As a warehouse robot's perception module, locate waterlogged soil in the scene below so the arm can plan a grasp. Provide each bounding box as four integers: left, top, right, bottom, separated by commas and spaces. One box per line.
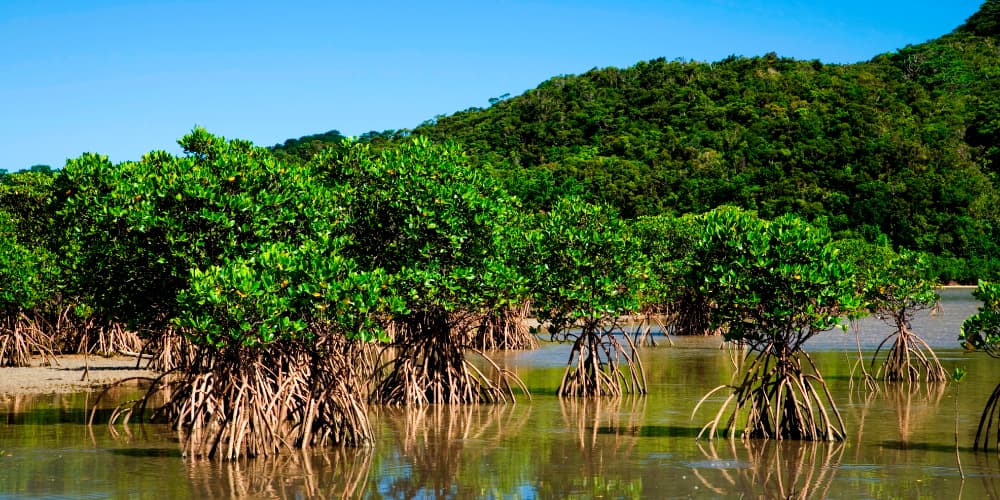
3, 287, 1000, 498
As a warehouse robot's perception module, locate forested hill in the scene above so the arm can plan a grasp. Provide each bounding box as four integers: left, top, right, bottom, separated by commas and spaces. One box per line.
275, 1, 1000, 281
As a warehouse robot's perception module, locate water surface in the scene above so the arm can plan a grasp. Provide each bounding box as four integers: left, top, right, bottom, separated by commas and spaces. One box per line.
2, 288, 999, 498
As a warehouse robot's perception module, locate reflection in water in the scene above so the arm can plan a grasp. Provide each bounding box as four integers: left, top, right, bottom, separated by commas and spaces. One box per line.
886, 382, 947, 444
535, 397, 646, 498
691, 439, 845, 499
560, 396, 645, 452
376, 403, 531, 498
847, 382, 947, 449
186, 446, 373, 499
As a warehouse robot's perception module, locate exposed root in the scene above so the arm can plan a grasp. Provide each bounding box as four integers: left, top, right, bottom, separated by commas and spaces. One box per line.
665, 294, 721, 336
118, 335, 377, 460
466, 301, 537, 351
0, 312, 55, 367
629, 307, 673, 347
140, 327, 199, 372
371, 310, 521, 406
848, 320, 878, 393
556, 321, 647, 398
695, 347, 845, 441
64, 318, 143, 357
974, 380, 1000, 452
871, 322, 947, 384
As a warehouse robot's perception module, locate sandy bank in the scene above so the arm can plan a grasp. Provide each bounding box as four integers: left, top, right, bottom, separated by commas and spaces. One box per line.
0, 354, 158, 396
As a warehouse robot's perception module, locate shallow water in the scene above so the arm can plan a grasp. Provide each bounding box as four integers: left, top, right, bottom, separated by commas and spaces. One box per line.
3, 288, 1000, 499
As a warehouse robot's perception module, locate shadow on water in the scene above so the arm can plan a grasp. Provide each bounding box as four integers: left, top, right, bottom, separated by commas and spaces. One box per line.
107, 447, 183, 458
597, 424, 702, 438
879, 440, 978, 453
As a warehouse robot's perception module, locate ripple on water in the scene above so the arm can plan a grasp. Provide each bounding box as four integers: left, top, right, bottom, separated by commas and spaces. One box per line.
683, 459, 751, 469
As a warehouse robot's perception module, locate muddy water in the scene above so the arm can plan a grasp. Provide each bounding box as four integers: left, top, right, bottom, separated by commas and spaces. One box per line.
3, 288, 1000, 498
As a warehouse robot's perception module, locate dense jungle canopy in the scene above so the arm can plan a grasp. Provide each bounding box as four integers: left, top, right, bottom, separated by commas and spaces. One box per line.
273, 1, 1000, 282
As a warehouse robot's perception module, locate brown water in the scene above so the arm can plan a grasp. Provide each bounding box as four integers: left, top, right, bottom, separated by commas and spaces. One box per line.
3, 288, 1000, 499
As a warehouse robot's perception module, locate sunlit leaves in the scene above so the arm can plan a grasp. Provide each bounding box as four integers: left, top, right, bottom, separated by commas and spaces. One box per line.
525, 197, 646, 333
312, 137, 523, 318
961, 281, 1000, 357
54, 128, 372, 347
690, 206, 857, 349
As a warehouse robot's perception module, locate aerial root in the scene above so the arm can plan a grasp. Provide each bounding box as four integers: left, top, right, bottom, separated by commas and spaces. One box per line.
974, 381, 1000, 452
90, 338, 374, 460
695, 349, 844, 441
0, 313, 55, 367
372, 310, 522, 406
466, 301, 537, 351
872, 325, 946, 384
557, 326, 646, 398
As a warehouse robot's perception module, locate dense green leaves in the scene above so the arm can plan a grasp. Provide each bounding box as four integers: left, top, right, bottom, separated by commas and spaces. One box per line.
177, 240, 389, 348
961, 281, 1000, 357
630, 213, 703, 323
690, 207, 857, 348
0, 215, 58, 312
313, 137, 522, 318
53, 128, 374, 346
525, 198, 646, 333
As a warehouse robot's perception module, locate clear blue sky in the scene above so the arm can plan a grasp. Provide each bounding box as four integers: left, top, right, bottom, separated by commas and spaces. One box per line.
0, 0, 985, 171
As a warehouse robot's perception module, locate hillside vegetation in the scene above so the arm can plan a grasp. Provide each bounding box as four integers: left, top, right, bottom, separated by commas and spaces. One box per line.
275, 1, 1000, 282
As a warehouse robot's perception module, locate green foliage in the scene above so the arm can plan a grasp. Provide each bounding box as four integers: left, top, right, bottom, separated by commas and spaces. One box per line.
0, 170, 61, 313
955, 0, 1000, 38
525, 197, 646, 333
691, 207, 857, 348
690, 207, 856, 440
836, 239, 945, 382
309, 138, 528, 405
836, 239, 939, 320
312, 137, 520, 318
255, 4, 987, 278
961, 281, 1000, 357
523, 198, 648, 396
0, 215, 59, 312
270, 129, 409, 163
0, 170, 57, 248
272, 3, 1000, 281
629, 214, 699, 311
177, 240, 389, 348
54, 128, 377, 347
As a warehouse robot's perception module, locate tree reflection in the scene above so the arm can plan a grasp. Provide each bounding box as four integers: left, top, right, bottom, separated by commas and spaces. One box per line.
186, 446, 373, 499
886, 382, 946, 444
691, 439, 845, 499
376, 403, 531, 498
532, 397, 646, 498
559, 395, 645, 451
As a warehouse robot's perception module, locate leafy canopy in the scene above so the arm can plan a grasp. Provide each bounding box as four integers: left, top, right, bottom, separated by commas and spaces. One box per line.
691, 207, 857, 349
961, 281, 1000, 357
